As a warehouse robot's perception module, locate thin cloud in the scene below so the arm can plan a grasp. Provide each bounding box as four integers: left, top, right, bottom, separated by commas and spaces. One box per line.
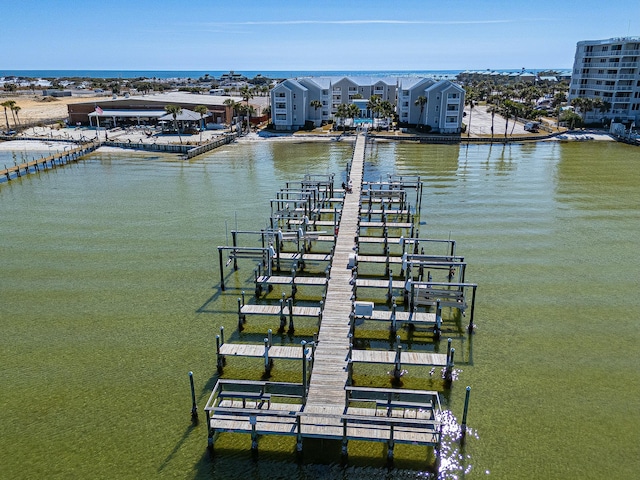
205, 19, 514, 26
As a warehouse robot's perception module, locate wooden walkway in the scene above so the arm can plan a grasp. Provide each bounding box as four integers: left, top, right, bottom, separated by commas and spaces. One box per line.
205, 134, 465, 463
1, 141, 99, 182
302, 135, 366, 422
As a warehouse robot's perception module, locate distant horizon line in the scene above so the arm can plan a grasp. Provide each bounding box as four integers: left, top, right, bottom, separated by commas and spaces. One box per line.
0, 67, 572, 80
1, 68, 570, 71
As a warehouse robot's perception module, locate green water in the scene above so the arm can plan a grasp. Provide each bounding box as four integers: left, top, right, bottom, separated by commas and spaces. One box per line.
1, 140, 639, 479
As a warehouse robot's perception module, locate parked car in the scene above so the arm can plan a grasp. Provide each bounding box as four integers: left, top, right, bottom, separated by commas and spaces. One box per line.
524, 122, 540, 133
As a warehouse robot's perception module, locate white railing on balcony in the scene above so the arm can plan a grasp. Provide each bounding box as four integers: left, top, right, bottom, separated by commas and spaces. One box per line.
579, 74, 619, 79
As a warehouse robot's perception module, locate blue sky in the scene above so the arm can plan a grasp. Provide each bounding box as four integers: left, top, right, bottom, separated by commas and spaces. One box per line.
1, 0, 638, 71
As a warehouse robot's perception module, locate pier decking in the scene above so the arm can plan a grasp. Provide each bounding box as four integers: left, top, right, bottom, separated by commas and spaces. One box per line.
205, 134, 478, 465
1, 141, 99, 182
300, 135, 366, 421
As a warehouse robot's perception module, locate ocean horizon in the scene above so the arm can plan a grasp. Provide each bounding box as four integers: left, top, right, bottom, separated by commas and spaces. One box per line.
0, 68, 568, 80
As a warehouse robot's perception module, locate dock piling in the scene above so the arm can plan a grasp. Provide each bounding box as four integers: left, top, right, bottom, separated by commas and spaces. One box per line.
434, 300, 442, 339
461, 386, 471, 442
189, 371, 198, 422
446, 348, 455, 383
288, 297, 295, 333
301, 341, 308, 402
264, 338, 273, 373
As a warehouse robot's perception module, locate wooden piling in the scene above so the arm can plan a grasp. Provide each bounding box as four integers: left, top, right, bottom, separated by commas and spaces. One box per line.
461, 386, 471, 441
189, 371, 198, 421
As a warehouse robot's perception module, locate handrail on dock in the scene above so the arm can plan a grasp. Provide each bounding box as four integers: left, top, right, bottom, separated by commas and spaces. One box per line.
205, 134, 479, 468
1, 141, 99, 183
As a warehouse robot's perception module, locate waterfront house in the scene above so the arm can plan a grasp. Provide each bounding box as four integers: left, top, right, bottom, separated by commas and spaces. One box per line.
270, 76, 464, 133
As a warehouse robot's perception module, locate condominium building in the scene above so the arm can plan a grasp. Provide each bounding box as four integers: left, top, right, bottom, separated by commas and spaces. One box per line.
270, 76, 465, 133
568, 37, 640, 123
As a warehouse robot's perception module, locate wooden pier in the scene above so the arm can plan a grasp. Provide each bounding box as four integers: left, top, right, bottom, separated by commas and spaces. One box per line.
299, 135, 366, 428
1, 141, 99, 182
205, 134, 478, 466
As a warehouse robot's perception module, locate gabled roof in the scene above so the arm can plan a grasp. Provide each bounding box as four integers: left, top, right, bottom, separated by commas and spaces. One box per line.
297, 76, 397, 88
276, 78, 308, 91
398, 77, 436, 91
298, 77, 331, 89
425, 79, 464, 94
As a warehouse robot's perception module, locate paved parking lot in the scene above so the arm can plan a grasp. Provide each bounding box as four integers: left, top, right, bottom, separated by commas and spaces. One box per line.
463, 104, 529, 137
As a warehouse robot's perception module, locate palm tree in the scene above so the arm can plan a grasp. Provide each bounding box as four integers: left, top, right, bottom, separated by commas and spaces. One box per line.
1, 100, 13, 130
335, 104, 349, 133
6, 101, 18, 126
164, 104, 183, 144
367, 95, 381, 125
223, 98, 237, 130
12, 105, 21, 127
589, 98, 612, 127
310, 100, 323, 126
486, 104, 498, 140
194, 105, 208, 143
240, 85, 254, 132
379, 100, 394, 123
414, 95, 427, 127
498, 101, 514, 140
571, 97, 594, 124
348, 103, 360, 129
245, 105, 256, 130
464, 90, 476, 137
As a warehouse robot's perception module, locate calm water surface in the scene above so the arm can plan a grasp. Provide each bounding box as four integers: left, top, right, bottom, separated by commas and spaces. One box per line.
1, 139, 639, 479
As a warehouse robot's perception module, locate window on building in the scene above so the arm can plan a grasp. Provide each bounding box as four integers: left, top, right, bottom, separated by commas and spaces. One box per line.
446, 116, 457, 123
602, 46, 608, 51
276, 114, 286, 120
293, 105, 296, 110
276, 102, 286, 109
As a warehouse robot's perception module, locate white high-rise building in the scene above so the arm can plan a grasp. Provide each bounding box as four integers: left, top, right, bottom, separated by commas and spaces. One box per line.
568, 37, 640, 124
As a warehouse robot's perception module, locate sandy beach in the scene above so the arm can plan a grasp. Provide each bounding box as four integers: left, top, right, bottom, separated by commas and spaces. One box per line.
0, 93, 105, 124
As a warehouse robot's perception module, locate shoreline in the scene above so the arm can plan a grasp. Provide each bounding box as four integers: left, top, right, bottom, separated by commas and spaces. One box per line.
0, 129, 617, 152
